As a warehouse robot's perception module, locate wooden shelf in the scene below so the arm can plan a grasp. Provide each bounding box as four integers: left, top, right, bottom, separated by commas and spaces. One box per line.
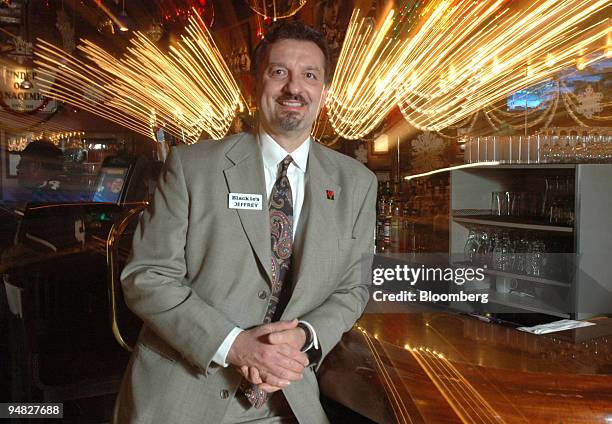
453, 215, 574, 233
451, 165, 612, 320
462, 163, 576, 170
453, 262, 571, 287
451, 289, 570, 318
486, 290, 570, 318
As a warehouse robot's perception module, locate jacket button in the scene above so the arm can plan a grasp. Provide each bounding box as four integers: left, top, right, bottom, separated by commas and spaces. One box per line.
220, 389, 229, 399
258, 290, 268, 300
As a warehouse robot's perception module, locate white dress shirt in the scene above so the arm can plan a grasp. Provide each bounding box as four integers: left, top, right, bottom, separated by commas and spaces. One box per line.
212, 129, 318, 367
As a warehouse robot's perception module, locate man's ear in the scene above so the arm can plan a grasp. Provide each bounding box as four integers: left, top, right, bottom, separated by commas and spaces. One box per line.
318, 85, 329, 111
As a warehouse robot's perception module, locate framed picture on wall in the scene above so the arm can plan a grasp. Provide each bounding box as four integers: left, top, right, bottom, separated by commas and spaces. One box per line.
6, 152, 20, 178
370, 133, 389, 156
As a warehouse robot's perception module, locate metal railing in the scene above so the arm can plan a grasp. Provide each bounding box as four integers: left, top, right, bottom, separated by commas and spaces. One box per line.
106, 202, 148, 352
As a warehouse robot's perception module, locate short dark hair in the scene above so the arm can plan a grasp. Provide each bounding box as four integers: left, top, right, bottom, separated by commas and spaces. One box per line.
20, 140, 64, 172
252, 20, 332, 85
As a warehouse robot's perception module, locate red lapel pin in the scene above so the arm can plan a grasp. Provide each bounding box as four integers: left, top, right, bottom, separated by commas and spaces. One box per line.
326, 190, 334, 200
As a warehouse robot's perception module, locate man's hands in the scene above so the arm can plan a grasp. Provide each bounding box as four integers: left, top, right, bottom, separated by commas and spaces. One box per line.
227, 319, 308, 393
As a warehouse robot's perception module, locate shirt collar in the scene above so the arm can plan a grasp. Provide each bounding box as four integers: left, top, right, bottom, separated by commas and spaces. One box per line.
258, 128, 310, 172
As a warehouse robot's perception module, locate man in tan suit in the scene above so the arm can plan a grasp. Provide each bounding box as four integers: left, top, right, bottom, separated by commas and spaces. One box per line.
114, 21, 376, 423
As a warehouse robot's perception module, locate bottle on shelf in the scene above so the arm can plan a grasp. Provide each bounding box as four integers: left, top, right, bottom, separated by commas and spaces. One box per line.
389, 181, 403, 253
375, 181, 392, 252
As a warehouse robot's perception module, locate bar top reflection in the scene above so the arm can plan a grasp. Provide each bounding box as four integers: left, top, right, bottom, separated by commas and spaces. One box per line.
318, 312, 612, 423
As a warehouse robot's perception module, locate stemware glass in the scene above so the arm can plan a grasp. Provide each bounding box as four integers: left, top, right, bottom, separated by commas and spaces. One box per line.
512, 237, 529, 274
527, 240, 546, 277
464, 228, 480, 263
476, 230, 491, 266
540, 135, 553, 163
493, 233, 512, 271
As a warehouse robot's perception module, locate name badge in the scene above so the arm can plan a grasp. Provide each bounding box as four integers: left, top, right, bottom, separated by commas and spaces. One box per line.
228, 193, 263, 210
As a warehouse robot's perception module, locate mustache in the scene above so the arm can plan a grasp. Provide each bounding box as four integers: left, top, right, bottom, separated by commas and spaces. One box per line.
276, 94, 308, 104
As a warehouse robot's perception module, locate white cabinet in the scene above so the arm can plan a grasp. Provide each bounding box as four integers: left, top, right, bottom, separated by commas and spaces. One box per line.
450, 164, 612, 320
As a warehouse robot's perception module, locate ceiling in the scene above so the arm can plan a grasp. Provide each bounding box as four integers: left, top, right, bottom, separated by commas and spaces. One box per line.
0, 0, 266, 58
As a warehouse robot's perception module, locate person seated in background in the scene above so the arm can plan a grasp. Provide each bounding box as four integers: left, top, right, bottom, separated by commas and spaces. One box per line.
15, 140, 77, 204
2, 141, 86, 270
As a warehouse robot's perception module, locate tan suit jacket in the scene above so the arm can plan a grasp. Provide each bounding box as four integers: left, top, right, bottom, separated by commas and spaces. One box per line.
113, 132, 376, 423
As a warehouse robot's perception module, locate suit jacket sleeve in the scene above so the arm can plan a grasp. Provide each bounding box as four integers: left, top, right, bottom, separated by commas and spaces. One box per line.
300, 171, 376, 370
120, 147, 235, 374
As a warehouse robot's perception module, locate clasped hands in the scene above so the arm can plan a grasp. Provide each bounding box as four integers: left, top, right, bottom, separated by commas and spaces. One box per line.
226, 319, 308, 393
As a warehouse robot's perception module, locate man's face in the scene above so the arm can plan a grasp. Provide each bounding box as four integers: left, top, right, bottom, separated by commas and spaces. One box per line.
256, 39, 328, 139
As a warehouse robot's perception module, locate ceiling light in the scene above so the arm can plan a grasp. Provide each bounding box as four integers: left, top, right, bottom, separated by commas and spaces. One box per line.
118, 0, 130, 32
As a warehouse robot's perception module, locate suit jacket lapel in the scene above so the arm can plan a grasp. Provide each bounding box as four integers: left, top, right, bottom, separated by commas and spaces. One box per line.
223, 133, 272, 284
292, 142, 341, 293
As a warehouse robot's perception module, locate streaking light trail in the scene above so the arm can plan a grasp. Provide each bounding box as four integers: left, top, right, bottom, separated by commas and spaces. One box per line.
35, 11, 245, 144
326, 0, 611, 139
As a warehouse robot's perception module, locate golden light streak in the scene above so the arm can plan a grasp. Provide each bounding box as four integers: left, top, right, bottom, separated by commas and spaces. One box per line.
327, 0, 611, 139
0, 109, 75, 134
359, 327, 414, 424
359, 324, 505, 424
409, 346, 503, 423
34, 11, 245, 144
404, 161, 501, 181
93, 0, 127, 32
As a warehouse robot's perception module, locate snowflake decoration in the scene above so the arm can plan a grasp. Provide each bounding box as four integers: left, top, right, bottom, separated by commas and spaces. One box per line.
410, 131, 446, 173
355, 142, 368, 163
412, 131, 444, 154
576, 85, 603, 119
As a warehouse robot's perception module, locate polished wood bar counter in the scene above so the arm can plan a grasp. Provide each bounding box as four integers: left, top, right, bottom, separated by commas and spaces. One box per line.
318, 310, 612, 423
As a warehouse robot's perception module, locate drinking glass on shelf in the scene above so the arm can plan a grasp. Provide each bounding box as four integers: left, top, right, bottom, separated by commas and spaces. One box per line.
541, 177, 554, 218
509, 192, 521, 217
526, 240, 546, 277
491, 191, 510, 216
491, 192, 501, 216
540, 135, 554, 163
594, 135, 612, 163
520, 192, 541, 217
476, 230, 491, 266
464, 228, 480, 264
549, 199, 564, 225
512, 237, 529, 274
509, 136, 522, 164
574, 138, 586, 163
604, 135, 612, 163
488, 231, 500, 266
493, 233, 512, 271
560, 136, 578, 163
463, 139, 474, 163
486, 136, 496, 161
552, 135, 571, 163
581, 135, 603, 163
535, 134, 544, 163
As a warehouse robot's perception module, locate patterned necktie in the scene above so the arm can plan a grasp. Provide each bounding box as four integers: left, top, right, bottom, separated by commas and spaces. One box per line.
244, 155, 294, 409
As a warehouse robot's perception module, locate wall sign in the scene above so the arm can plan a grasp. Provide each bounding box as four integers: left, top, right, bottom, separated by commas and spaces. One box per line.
0, 65, 57, 114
